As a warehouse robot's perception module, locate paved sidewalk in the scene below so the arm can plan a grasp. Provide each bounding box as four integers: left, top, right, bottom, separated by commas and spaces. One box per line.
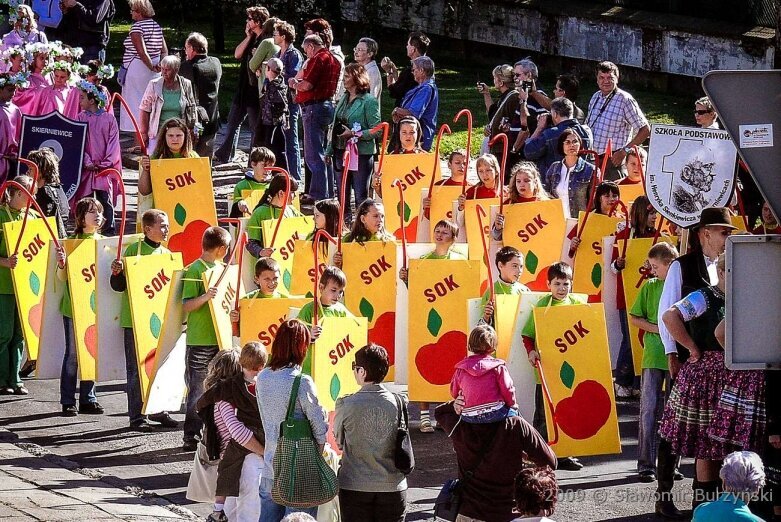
0, 431, 195, 521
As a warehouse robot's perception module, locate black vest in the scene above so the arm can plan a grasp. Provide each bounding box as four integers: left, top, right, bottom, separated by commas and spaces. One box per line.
673, 250, 712, 361
688, 286, 725, 353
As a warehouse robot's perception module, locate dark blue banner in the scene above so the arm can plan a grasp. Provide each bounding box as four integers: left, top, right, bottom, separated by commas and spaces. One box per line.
18, 112, 87, 201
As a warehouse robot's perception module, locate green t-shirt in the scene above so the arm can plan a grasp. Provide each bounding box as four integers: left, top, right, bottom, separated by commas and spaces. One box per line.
420, 249, 466, 260
342, 231, 394, 243
159, 87, 181, 127
521, 293, 588, 340
246, 204, 301, 243
297, 300, 353, 326
480, 278, 531, 310
182, 258, 222, 346
60, 232, 103, 319
0, 205, 33, 295
119, 239, 170, 328
232, 176, 269, 202
629, 277, 668, 370
245, 288, 288, 299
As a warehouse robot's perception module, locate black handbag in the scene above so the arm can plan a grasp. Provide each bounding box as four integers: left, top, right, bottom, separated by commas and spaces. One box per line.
392, 393, 414, 475
434, 422, 499, 521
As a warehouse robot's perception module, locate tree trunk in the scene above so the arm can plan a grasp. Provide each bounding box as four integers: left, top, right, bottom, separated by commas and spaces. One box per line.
213, 0, 225, 53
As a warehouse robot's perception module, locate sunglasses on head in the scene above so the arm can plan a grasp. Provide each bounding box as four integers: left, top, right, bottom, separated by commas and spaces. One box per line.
694, 110, 712, 115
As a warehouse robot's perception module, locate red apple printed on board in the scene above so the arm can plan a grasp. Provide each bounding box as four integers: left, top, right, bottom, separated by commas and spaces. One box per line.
554, 361, 611, 439
415, 308, 466, 385
27, 270, 42, 337
360, 297, 396, 366
168, 203, 211, 265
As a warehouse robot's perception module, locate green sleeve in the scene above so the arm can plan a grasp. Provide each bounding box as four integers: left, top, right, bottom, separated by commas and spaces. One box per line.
629, 283, 648, 319
522, 312, 537, 340
297, 302, 314, 326
246, 207, 264, 242
233, 180, 247, 201
181, 264, 204, 301
362, 96, 381, 142
479, 287, 491, 314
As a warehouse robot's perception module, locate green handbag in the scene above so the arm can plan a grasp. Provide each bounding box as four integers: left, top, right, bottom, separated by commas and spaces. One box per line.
271, 374, 338, 508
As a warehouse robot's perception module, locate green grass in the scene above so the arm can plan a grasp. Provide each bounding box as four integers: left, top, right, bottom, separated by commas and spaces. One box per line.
106, 20, 691, 156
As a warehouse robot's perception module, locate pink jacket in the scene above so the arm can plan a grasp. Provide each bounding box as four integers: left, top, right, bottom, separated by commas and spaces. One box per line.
450, 353, 517, 409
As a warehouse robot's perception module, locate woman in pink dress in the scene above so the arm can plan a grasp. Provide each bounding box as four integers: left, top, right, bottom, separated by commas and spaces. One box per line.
37, 61, 73, 115
13, 43, 50, 116
1, 6, 48, 51
74, 80, 121, 235
0, 73, 25, 184
64, 61, 113, 120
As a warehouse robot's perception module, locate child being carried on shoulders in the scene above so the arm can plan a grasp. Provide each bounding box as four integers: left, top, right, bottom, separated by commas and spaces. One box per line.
451, 324, 518, 424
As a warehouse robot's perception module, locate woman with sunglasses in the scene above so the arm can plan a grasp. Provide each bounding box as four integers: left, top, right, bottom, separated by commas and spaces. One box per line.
694, 97, 719, 129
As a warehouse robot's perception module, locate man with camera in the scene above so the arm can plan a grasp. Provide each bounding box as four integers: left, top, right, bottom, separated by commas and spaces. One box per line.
511, 58, 548, 156
586, 61, 650, 181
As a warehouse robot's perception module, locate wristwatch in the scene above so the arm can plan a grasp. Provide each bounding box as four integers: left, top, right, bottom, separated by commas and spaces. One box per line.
623, 146, 633, 154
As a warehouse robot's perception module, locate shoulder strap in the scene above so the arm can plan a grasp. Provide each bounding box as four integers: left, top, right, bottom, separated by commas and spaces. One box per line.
393, 393, 407, 429
284, 374, 303, 422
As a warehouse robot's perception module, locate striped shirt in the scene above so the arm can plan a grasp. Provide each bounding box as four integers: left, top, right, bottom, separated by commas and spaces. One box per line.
586, 87, 648, 152
122, 19, 164, 67
214, 400, 254, 457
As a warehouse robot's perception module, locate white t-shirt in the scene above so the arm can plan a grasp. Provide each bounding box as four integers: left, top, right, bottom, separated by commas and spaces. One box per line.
556, 162, 572, 218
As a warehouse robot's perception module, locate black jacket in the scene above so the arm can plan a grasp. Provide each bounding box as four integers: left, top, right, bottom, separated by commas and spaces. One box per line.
180, 55, 223, 132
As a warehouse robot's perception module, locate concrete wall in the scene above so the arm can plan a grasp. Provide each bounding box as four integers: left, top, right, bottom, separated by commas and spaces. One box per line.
343, 0, 775, 77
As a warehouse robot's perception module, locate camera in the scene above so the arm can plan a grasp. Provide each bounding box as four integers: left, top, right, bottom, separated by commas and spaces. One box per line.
521, 80, 533, 92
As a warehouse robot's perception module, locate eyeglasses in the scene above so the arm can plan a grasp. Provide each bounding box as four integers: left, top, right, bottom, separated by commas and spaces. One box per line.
351, 361, 363, 371
353, 47, 367, 53
694, 110, 712, 115
513, 73, 523, 78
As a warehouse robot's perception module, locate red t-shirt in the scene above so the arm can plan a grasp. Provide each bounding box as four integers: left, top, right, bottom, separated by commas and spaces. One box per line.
464, 184, 500, 200
296, 48, 341, 105
435, 177, 465, 187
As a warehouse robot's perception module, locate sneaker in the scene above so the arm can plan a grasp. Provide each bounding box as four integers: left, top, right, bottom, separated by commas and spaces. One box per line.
0, 386, 14, 395
206, 510, 228, 522
62, 405, 78, 417
615, 384, 633, 399
182, 438, 199, 452
419, 419, 435, 433
129, 418, 155, 431
631, 387, 641, 399
12, 385, 29, 395
638, 470, 656, 482
148, 411, 178, 428
673, 469, 684, 481
557, 456, 584, 471
79, 402, 104, 414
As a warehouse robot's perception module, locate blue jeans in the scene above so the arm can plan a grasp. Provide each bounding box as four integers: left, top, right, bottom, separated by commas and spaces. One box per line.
301, 101, 335, 200
462, 405, 517, 424
60, 317, 96, 406
123, 328, 143, 423
614, 309, 636, 387
214, 97, 259, 162
184, 344, 219, 441
259, 477, 319, 522
284, 102, 302, 181
334, 149, 374, 223
638, 368, 669, 473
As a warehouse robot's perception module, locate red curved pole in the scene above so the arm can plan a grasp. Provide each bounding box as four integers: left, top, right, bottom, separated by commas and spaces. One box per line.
535, 359, 560, 446
489, 133, 508, 214
312, 230, 338, 326
600, 139, 612, 181
234, 232, 247, 309
265, 167, 291, 249
428, 124, 452, 194
96, 168, 126, 262
111, 92, 147, 155
370, 122, 389, 177
337, 149, 351, 254
454, 109, 473, 194
609, 199, 630, 259
214, 225, 244, 288
632, 144, 647, 194
0, 180, 64, 267
652, 216, 666, 246
476, 205, 494, 305
16, 158, 40, 189
391, 179, 408, 270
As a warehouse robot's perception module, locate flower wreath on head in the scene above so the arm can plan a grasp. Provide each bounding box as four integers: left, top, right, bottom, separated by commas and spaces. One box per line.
77, 79, 109, 109
25, 42, 51, 61
97, 64, 115, 80
6, 1, 26, 26
43, 60, 73, 76
0, 72, 30, 89
1, 45, 25, 64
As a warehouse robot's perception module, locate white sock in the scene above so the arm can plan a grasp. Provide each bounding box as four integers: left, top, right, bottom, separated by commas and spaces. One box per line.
213, 502, 224, 512
420, 410, 430, 422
